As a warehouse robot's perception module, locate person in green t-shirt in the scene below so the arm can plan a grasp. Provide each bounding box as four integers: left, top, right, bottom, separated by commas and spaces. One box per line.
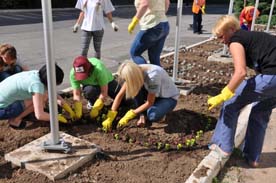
70, 56, 126, 120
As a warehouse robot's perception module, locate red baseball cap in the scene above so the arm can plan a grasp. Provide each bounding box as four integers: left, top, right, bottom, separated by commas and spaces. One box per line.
73, 56, 92, 80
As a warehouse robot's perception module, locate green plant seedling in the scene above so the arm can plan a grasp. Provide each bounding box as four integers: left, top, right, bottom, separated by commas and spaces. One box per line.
195, 135, 200, 141
101, 114, 106, 120
156, 142, 163, 150
164, 143, 170, 151
176, 143, 183, 150
199, 130, 203, 135
96, 116, 101, 123
129, 138, 134, 143
185, 139, 191, 147
144, 142, 149, 147
190, 139, 196, 146
114, 133, 119, 140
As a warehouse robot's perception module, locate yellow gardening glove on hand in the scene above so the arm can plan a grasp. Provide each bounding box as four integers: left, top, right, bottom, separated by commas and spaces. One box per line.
58, 114, 68, 123
90, 99, 104, 118
62, 103, 76, 120
117, 109, 136, 129
74, 101, 83, 119
128, 16, 139, 34
102, 110, 118, 132
207, 86, 234, 110
201, 5, 206, 14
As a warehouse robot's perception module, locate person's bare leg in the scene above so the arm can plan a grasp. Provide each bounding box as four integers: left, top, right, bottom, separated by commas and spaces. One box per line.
137, 114, 146, 127
8, 100, 33, 127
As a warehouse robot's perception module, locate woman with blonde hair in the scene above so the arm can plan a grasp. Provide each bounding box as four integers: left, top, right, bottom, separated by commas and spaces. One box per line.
101, 61, 179, 131
0, 44, 27, 82
208, 15, 276, 168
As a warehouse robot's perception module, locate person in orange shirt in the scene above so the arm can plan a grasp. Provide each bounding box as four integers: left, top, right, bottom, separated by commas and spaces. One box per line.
192, 0, 205, 34
239, 6, 260, 31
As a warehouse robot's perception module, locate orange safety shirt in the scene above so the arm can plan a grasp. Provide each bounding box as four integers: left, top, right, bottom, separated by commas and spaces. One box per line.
192, 0, 205, 14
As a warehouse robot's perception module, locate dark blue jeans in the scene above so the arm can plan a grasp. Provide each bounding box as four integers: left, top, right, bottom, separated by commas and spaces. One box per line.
193, 12, 202, 33
0, 65, 23, 82
0, 101, 24, 120
130, 22, 170, 66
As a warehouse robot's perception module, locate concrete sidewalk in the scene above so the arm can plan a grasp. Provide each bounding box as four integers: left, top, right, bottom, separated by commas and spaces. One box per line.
219, 109, 276, 183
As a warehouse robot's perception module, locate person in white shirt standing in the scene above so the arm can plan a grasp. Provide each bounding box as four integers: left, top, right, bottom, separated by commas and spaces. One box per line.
73, 0, 119, 59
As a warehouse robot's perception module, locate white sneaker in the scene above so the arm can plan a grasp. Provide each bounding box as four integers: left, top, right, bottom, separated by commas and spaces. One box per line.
87, 101, 93, 110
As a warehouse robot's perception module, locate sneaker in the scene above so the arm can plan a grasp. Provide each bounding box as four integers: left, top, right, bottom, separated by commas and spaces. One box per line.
87, 101, 93, 110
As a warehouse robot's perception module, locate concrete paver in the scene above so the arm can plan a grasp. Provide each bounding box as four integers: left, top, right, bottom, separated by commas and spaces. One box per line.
5, 132, 99, 180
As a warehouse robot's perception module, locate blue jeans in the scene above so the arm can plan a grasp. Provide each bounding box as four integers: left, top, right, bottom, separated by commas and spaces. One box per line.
0, 65, 23, 82
135, 87, 177, 122
211, 74, 276, 162
0, 101, 24, 120
130, 22, 170, 66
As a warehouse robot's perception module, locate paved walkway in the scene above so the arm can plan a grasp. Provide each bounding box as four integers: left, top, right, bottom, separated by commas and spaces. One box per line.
219, 109, 276, 183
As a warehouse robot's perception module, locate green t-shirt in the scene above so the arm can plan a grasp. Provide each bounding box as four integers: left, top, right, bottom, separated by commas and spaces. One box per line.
0, 70, 45, 108
70, 58, 114, 89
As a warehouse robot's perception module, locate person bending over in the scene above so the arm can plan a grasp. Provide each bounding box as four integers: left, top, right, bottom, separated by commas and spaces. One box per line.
0, 64, 75, 129
102, 61, 179, 132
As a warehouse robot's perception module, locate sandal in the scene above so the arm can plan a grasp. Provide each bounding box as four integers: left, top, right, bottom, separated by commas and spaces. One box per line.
208, 144, 230, 160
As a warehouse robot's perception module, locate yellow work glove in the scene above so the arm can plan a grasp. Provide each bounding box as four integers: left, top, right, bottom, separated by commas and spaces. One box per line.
58, 114, 68, 123
117, 109, 136, 129
74, 101, 82, 119
90, 99, 104, 118
62, 103, 76, 120
128, 16, 139, 34
201, 5, 206, 14
208, 86, 234, 110
102, 110, 118, 132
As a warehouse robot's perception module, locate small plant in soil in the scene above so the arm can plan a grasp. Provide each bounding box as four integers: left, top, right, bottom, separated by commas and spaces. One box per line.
114, 133, 119, 140
164, 143, 170, 151
156, 142, 163, 150
177, 143, 183, 150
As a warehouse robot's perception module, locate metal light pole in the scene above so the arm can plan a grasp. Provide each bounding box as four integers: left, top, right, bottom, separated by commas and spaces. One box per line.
250, 0, 259, 31
172, 0, 183, 83
41, 0, 70, 153
266, 0, 275, 32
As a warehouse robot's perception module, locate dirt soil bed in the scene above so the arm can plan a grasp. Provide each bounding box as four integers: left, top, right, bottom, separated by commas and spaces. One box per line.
0, 39, 255, 183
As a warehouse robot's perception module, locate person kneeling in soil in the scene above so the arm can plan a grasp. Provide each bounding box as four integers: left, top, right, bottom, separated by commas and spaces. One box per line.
208, 15, 276, 168
0, 64, 76, 129
101, 61, 179, 132
70, 56, 128, 120
0, 44, 28, 82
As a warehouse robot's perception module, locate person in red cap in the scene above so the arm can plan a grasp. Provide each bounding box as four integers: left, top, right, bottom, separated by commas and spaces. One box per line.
70, 56, 125, 120
239, 6, 260, 31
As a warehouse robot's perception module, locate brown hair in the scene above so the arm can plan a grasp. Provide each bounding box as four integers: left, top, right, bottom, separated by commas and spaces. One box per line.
0, 44, 17, 59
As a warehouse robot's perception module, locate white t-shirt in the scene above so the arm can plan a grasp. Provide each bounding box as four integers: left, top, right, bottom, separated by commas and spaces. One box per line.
75, 0, 115, 31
